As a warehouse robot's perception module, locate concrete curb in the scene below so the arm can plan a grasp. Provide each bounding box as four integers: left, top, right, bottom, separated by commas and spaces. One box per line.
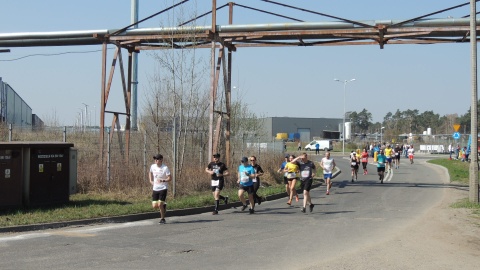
0, 169, 341, 234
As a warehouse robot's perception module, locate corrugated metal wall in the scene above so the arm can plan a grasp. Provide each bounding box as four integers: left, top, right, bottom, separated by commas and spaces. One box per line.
0, 77, 33, 126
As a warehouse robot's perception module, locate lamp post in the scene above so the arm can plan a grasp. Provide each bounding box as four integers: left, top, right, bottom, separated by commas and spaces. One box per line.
334, 78, 356, 155
380, 126, 385, 144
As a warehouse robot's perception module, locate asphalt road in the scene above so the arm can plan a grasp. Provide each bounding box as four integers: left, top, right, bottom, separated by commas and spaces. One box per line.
0, 154, 448, 270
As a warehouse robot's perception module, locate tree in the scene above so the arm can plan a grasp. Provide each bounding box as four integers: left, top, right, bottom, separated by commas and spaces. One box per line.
356, 108, 372, 132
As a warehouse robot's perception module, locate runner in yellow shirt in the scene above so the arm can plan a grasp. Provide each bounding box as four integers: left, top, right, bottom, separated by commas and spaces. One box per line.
384, 144, 393, 172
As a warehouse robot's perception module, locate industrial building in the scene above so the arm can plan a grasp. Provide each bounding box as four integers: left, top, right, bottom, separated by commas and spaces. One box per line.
0, 77, 43, 128
258, 117, 344, 142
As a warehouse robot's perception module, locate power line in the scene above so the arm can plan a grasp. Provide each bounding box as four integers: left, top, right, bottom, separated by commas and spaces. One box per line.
0, 48, 114, 62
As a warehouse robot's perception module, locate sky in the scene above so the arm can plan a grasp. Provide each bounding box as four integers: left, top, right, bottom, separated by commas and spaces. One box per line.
0, 0, 476, 127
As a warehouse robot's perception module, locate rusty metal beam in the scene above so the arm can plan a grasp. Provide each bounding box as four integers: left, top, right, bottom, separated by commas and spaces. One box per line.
208, 0, 217, 159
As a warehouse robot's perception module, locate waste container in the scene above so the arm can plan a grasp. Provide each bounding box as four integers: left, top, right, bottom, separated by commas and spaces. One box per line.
0, 148, 23, 209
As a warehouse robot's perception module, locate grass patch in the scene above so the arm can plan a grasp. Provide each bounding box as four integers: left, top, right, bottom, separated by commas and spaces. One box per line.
428, 158, 480, 217
428, 158, 470, 184
451, 198, 480, 216
0, 183, 300, 228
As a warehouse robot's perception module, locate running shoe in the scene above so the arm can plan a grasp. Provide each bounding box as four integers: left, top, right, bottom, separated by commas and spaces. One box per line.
224, 196, 229, 205
241, 205, 247, 211
326, 190, 330, 195
301, 207, 306, 213
351, 179, 354, 182
249, 208, 255, 214
366, 170, 368, 175
159, 218, 166, 224
287, 200, 292, 205
309, 204, 314, 212
212, 210, 218, 215
295, 195, 299, 202
257, 197, 262, 205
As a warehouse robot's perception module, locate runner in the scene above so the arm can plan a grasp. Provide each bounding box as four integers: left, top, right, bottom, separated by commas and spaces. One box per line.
384, 144, 393, 172
277, 155, 290, 199
249, 155, 264, 205
149, 154, 171, 224
320, 151, 336, 195
237, 157, 256, 214
408, 145, 415, 164
377, 149, 387, 184
350, 152, 359, 182
360, 148, 369, 175
394, 143, 401, 169
284, 155, 300, 205
291, 153, 316, 213
205, 153, 229, 215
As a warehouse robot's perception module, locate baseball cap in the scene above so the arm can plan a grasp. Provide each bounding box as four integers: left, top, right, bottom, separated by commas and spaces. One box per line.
213, 153, 220, 158
241, 157, 248, 163
153, 154, 163, 160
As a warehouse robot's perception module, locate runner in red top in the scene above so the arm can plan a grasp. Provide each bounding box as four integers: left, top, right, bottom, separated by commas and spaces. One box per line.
361, 149, 369, 175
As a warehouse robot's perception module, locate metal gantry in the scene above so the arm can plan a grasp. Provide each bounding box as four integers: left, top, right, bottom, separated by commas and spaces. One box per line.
0, 1, 479, 192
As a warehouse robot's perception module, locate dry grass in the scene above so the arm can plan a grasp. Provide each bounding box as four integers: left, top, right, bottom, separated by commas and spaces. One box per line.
1, 124, 286, 199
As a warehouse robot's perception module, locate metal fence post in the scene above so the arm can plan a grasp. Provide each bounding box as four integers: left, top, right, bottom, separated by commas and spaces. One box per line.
107, 128, 111, 187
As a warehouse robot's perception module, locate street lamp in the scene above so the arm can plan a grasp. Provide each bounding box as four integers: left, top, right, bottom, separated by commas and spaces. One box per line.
334, 78, 356, 155
380, 126, 385, 144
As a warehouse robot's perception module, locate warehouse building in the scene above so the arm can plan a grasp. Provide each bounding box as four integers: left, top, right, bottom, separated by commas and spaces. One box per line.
258, 117, 343, 142
0, 77, 43, 128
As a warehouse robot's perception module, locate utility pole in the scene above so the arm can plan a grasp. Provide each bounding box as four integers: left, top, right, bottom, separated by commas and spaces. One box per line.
469, 0, 479, 203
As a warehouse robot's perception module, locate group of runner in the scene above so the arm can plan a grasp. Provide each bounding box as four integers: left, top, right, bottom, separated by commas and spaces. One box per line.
351, 143, 415, 184
149, 144, 415, 223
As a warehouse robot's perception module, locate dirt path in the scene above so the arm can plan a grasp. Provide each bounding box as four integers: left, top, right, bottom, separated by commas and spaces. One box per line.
305, 184, 480, 270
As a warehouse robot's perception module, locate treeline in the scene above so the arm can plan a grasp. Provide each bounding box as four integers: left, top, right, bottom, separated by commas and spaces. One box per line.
347, 104, 479, 137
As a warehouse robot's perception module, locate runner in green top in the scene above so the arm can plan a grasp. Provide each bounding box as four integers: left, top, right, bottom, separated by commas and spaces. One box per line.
377, 149, 387, 184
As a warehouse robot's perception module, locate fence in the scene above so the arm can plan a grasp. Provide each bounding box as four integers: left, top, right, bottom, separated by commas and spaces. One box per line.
0, 124, 286, 197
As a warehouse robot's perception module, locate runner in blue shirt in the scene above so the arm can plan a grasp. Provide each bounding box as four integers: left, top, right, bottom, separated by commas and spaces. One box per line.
377, 149, 387, 184
238, 157, 256, 214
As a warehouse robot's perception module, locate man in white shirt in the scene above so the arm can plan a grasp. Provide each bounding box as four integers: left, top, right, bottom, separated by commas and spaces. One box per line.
149, 154, 171, 224
320, 151, 336, 195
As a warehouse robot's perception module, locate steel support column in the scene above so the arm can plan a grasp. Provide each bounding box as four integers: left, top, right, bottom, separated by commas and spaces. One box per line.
208, 0, 217, 159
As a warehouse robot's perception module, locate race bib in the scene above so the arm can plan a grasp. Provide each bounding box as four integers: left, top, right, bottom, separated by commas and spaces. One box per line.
286, 172, 296, 178
351, 162, 357, 166
301, 170, 310, 178
240, 175, 249, 183
211, 180, 219, 186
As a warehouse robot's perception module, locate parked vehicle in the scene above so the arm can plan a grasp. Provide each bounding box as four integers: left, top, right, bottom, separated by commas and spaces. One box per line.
304, 140, 333, 151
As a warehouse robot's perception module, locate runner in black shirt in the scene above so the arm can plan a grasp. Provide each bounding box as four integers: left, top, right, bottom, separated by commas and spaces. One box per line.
205, 153, 229, 215
291, 153, 316, 213
249, 156, 264, 205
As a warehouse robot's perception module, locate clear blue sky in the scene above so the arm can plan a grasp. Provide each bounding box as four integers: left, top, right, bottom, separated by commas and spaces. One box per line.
0, 0, 475, 126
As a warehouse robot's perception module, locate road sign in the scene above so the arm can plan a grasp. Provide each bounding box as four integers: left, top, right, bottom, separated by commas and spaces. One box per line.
453, 132, 460, 139
453, 124, 461, 132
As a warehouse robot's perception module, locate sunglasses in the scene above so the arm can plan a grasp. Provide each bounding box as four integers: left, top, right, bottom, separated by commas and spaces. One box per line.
249, 159, 255, 161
